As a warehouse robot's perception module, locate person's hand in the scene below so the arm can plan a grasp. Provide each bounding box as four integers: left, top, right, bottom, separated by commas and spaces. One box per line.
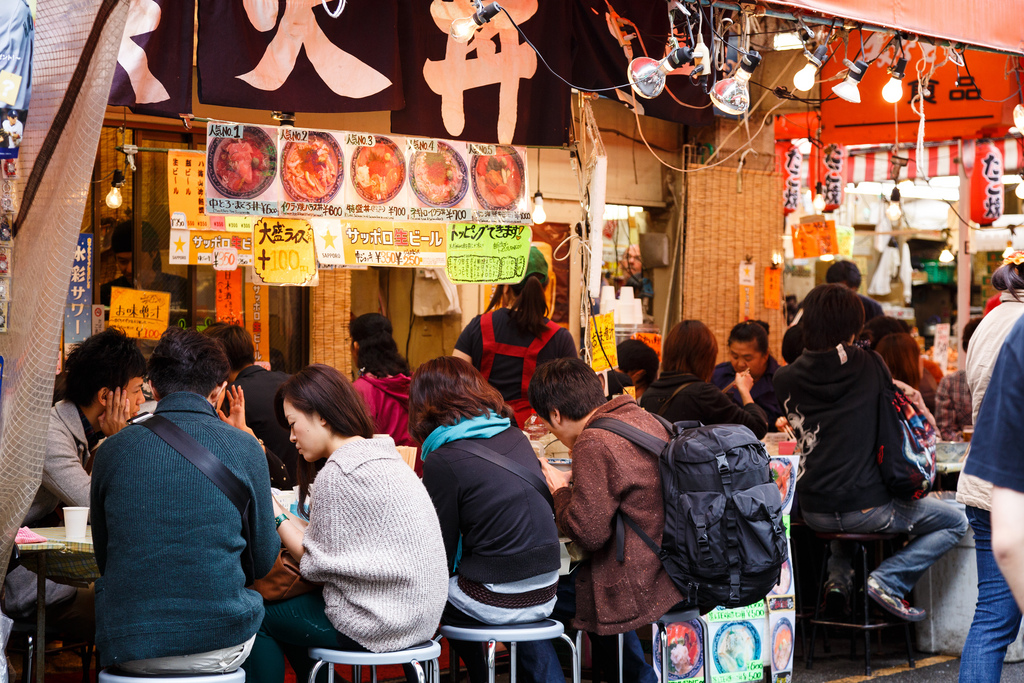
98, 387, 132, 436
218, 386, 247, 431
271, 495, 286, 516
734, 370, 755, 400
539, 458, 572, 493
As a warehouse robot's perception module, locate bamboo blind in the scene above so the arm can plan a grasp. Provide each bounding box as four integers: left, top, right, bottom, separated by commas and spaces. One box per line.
682, 166, 786, 362
310, 268, 353, 376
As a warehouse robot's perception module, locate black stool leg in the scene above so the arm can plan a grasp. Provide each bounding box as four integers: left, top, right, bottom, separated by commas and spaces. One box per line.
861, 542, 872, 677
904, 623, 916, 669
22, 634, 33, 683
448, 643, 459, 683
806, 540, 831, 670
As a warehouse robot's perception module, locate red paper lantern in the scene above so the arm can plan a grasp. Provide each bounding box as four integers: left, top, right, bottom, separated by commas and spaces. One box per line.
970, 141, 1003, 226
782, 143, 802, 215
822, 144, 845, 212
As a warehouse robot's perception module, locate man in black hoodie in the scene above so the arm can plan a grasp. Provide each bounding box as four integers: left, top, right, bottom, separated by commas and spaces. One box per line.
774, 284, 966, 622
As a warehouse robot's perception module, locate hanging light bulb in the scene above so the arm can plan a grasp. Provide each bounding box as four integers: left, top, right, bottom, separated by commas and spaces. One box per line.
532, 192, 546, 225
792, 45, 828, 93
1003, 240, 1015, 259
939, 247, 955, 263
710, 51, 761, 115
831, 59, 869, 104
1014, 104, 1024, 131
898, 178, 915, 193
449, 1, 501, 43
812, 182, 826, 212
105, 169, 125, 209
881, 58, 908, 104
886, 187, 902, 222
627, 46, 692, 99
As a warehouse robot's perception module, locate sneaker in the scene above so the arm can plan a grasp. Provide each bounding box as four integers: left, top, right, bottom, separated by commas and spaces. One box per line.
822, 580, 850, 617
867, 576, 926, 622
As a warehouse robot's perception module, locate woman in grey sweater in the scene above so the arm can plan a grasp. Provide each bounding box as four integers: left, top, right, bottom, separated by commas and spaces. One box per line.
242, 364, 448, 683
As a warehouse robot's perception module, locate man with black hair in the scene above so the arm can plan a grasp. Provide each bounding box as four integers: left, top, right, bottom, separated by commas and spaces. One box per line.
825, 260, 884, 322
203, 322, 296, 483
615, 339, 659, 399
91, 327, 278, 673
4, 329, 146, 641
100, 220, 188, 309
712, 320, 783, 429
527, 358, 681, 683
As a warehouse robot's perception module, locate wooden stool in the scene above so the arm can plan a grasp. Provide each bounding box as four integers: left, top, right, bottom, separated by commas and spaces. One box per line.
805, 532, 915, 676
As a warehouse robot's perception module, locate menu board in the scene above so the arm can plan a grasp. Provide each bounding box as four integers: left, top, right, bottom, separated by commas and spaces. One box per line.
251, 218, 318, 286
653, 618, 705, 682
467, 144, 531, 224
343, 133, 409, 221
167, 150, 210, 230
445, 223, 531, 284
109, 287, 171, 340
205, 122, 281, 217
705, 603, 766, 683
278, 127, 346, 218
407, 137, 472, 223
767, 597, 795, 681
339, 219, 446, 268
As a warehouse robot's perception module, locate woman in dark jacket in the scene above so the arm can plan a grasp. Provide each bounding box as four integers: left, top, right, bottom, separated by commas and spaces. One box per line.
640, 320, 768, 438
409, 357, 562, 683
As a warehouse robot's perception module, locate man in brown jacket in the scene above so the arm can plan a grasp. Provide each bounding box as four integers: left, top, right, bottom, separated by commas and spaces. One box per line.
528, 358, 682, 681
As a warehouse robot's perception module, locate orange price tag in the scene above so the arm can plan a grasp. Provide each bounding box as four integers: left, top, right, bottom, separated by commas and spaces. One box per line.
764, 267, 782, 310
215, 269, 243, 326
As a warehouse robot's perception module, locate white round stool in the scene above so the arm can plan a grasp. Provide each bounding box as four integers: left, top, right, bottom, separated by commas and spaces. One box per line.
98, 668, 246, 683
308, 640, 441, 683
438, 619, 579, 683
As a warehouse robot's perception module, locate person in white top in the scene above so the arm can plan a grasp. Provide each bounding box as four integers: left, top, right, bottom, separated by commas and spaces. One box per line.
956, 255, 1024, 683
3, 110, 23, 148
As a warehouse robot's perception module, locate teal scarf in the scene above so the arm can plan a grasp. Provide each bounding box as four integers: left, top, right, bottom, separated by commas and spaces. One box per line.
420, 411, 511, 460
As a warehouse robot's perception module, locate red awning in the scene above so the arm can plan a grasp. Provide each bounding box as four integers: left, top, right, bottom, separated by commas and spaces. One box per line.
768, 0, 1024, 55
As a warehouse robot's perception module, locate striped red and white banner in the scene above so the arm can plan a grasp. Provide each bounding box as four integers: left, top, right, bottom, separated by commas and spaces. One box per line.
846, 138, 1023, 183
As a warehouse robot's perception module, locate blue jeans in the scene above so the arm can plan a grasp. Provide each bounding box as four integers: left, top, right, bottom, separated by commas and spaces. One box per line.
517, 575, 658, 683
802, 496, 968, 597
960, 506, 1024, 683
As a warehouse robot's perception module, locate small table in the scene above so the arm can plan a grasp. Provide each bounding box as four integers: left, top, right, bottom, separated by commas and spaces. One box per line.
16, 527, 98, 683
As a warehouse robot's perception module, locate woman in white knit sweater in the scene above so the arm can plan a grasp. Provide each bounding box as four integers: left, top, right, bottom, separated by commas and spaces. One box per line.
242, 364, 448, 683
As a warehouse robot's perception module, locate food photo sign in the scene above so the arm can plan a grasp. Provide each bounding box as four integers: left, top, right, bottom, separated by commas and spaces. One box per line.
705, 602, 766, 683
205, 122, 282, 217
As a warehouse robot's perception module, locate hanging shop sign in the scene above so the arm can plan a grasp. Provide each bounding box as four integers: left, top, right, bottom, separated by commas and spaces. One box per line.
168, 228, 254, 266
109, 287, 171, 340
822, 144, 845, 213
764, 266, 781, 311
631, 332, 662, 359
792, 220, 838, 259
739, 262, 756, 322
245, 276, 270, 364
445, 223, 532, 284
821, 38, 1017, 145
215, 269, 243, 326
63, 233, 93, 349
336, 219, 447, 268
780, 143, 802, 216
167, 150, 209, 230
970, 141, 1003, 226
205, 121, 530, 226
589, 312, 617, 372
250, 217, 317, 286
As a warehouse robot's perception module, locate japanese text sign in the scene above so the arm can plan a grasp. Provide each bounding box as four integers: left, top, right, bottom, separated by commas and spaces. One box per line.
970, 141, 1003, 226
631, 332, 661, 360
167, 150, 209, 230
589, 312, 617, 372
781, 143, 801, 215
764, 267, 781, 310
822, 144, 845, 212
64, 233, 93, 346
252, 218, 317, 285
445, 223, 531, 284
215, 269, 243, 326
169, 228, 254, 266
109, 287, 171, 340
205, 123, 282, 217
245, 276, 270, 363
338, 220, 447, 267
792, 221, 837, 259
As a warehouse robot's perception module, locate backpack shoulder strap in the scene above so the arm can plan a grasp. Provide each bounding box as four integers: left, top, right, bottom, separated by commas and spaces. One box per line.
589, 417, 669, 455
137, 414, 250, 517
444, 439, 554, 509
656, 380, 698, 417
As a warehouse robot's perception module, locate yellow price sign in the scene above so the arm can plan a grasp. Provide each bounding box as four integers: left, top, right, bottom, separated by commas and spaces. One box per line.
252, 218, 317, 285
109, 287, 171, 340
589, 312, 617, 372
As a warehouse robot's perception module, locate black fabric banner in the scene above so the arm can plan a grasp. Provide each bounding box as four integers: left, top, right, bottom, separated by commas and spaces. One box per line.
571, 0, 714, 127
391, 0, 571, 147
197, 0, 403, 113
109, 0, 194, 117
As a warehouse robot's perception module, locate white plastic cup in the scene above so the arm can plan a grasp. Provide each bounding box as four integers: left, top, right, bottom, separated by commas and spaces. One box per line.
618, 286, 635, 303
63, 507, 89, 539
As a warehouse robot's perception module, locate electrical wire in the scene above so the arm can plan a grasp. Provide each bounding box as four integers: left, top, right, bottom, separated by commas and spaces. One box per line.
959, 52, 1024, 104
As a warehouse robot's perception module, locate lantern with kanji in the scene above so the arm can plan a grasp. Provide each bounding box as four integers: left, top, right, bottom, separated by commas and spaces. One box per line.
782, 143, 802, 215
971, 140, 1003, 226
822, 143, 845, 212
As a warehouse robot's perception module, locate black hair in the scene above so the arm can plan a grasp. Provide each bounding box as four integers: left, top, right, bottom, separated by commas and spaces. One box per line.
616, 339, 659, 391
349, 313, 411, 377
202, 322, 256, 372
508, 276, 549, 338
528, 358, 608, 421
801, 284, 865, 352
962, 316, 983, 352
728, 320, 769, 354
148, 327, 230, 398
63, 328, 147, 407
991, 263, 1024, 301
860, 316, 911, 350
111, 220, 133, 254
781, 324, 805, 364
825, 260, 862, 289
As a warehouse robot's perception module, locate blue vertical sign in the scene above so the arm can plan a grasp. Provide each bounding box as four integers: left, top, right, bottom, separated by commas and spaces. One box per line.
64, 233, 93, 347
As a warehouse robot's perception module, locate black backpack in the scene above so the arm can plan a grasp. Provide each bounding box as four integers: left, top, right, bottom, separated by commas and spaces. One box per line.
590, 416, 786, 612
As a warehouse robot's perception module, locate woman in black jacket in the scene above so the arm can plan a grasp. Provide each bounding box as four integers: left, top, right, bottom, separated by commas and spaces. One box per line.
639, 320, 768, 438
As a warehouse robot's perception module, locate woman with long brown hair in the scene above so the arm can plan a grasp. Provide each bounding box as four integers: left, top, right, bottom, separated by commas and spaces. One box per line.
242, 364, 447, 683
875, 332, 937, 427
409, 356, 562, 683
639, 320, 768, 437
